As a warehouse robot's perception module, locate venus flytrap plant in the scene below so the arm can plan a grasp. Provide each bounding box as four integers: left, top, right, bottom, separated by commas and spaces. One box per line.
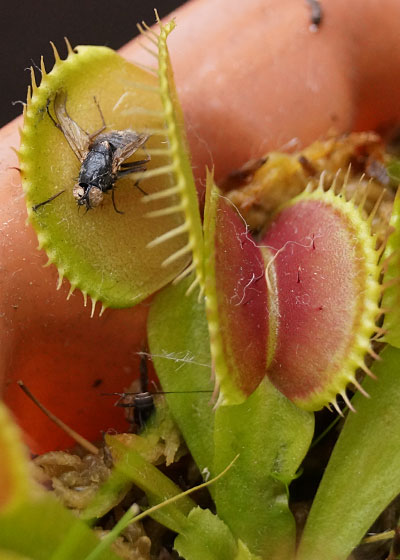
148, 245, 314, 559
3, 16, 257, 559
2, 8, 400, 560
147, 159, 400, 557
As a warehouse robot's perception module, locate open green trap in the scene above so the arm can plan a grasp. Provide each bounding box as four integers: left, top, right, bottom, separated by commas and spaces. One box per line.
19, 20, 203, 312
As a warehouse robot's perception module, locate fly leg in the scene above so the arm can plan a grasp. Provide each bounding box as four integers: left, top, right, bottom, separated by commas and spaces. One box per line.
89, 96, 107, 140
32, 189, 66, 212
117, 157, 150, 196
118, 156, 150, 175
46, 97, 62, 131
111, 155, 151, 213
111, 186, 124, 215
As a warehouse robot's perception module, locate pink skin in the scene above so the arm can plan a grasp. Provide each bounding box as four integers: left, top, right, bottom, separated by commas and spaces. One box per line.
123, 0, 400, 185
1, 0, 400, 451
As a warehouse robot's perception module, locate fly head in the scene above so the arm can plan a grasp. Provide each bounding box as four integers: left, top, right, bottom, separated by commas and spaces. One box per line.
73, 183, 104, 210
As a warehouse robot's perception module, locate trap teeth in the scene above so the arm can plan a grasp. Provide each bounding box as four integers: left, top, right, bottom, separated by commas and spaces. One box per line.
30, 67, 38, 93
99, 304, 107, 317
50, 41, 61, 64
66, 284, 76, 300
90, 298, 97, 318
56, 271, 64, 290
40, 56, 47, 76
64, 37, 74, 55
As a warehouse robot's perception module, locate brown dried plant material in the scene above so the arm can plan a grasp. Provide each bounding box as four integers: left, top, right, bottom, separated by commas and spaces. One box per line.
34, 449, 112, 510
94, 527, 151, 560
225, 132, 395, 240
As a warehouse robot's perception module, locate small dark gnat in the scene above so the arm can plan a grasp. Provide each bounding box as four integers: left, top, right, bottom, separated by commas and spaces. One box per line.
33, 90, 150, 213
103, 353, 212, 432
111, 390, 155, 432
104, 352, 155, 432
105, 387, 212, 432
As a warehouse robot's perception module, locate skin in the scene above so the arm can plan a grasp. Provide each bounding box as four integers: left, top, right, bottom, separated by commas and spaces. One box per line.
1, 0, 399, 452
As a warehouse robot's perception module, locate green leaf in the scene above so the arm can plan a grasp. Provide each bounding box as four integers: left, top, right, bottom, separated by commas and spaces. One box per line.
297, 345, 400, 560
174, 509, 262, 560
105, 396, 184, 467
0, 402, 122, 559
383, 188, 400, 347
80, 469, 131, 522
105, 436, 193, 533
0, 497, 121, 560
235, 541, 262, 560
0, 551, 33, 560
174, 507, 238, 560
147, 274, 215, 473
387, 159, 400, 185
213, 379, 314, 560
0, 402, 32, 513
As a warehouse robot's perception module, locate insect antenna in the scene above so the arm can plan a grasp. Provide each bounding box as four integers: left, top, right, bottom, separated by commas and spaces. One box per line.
88, 96, 107, 139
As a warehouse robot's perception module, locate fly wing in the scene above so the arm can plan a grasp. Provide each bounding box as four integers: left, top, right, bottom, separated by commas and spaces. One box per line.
53, 91, 91, 162
110, 132, 149, 173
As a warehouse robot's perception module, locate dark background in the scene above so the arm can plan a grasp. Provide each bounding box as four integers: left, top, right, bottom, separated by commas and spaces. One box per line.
1, 1, 187, 128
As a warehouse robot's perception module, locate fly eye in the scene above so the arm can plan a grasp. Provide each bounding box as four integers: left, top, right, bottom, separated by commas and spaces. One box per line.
88, 186, 104, 208
73, 184, 85, 201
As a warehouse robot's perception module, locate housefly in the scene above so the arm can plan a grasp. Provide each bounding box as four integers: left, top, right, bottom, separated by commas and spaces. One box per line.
33, 90, 150, 213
